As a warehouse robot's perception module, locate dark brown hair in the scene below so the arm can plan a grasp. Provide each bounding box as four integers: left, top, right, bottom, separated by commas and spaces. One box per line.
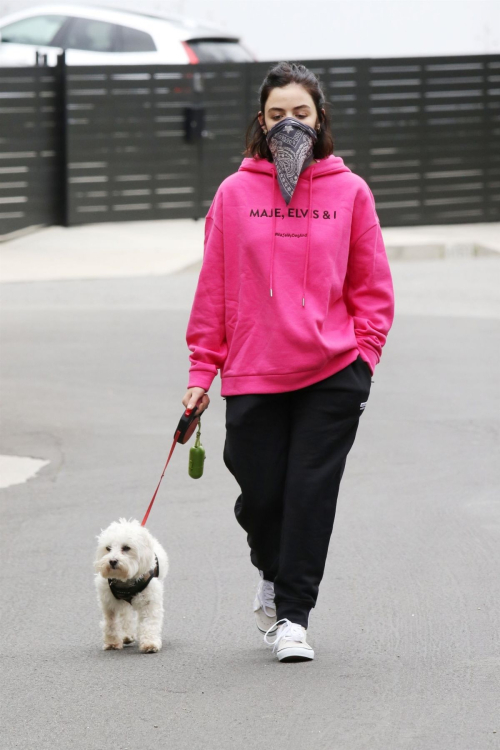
244, 61, 334, 161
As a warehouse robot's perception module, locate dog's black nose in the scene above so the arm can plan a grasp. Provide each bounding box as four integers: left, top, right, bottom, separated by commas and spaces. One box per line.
109, 560, 118, 569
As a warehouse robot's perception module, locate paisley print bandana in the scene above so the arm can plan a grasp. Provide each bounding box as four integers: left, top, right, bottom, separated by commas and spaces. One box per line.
266, 117, 318, 204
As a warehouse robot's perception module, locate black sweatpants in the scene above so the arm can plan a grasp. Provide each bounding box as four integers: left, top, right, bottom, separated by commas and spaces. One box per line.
222, 353, 372, 629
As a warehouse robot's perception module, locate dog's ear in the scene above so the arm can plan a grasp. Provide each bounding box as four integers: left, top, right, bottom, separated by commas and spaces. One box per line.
135, 529, 155, 572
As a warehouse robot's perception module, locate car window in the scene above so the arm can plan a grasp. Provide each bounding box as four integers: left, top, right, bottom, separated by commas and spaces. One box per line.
186, 41, 253, 63
64, 18, 118, 52
0, 15, 68, 45
118, 25, 156, 53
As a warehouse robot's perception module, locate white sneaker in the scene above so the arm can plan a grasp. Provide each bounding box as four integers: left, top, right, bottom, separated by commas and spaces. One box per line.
264, 618, 314, 662
253, 575, 277, 633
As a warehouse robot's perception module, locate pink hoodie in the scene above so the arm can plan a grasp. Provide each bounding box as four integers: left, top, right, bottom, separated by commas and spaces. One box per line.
186, 154, 395, 396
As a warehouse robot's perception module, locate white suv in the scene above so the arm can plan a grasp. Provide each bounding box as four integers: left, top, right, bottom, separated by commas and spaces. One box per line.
0, 4, 256, 66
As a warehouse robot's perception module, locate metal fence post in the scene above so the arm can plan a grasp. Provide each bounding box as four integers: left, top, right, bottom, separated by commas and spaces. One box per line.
193, 70, 204, 221
56, 50, 69, 227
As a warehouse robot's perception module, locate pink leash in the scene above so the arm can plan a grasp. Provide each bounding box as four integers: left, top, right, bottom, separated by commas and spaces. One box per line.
141, 427, 182, 527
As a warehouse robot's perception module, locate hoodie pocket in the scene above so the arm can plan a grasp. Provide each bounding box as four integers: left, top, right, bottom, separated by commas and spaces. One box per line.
356, 354, 373, 386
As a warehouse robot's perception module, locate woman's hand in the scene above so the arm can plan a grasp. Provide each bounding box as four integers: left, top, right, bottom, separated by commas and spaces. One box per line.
182, 387, 210, 415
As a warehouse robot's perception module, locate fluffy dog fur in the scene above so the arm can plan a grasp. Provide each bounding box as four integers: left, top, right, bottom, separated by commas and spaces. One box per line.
94, 518, 169, 653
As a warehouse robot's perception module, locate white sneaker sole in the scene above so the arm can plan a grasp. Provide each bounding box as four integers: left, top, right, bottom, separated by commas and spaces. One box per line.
257, 623, 274, 633
256, 618, 277, 634
277, 646, 315, 662
255, 608, 277, 634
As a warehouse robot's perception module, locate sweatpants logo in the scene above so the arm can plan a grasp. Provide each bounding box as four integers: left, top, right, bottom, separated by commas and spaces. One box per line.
360, 402, 367, 411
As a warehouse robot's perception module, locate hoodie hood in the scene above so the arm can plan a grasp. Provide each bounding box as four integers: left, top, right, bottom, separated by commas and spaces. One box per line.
238, 155, 352, 307
238, 153, 351, 181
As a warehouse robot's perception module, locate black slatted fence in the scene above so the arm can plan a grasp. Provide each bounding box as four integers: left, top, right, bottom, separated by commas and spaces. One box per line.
0, 65, 63, 236
1, 53, 499, 237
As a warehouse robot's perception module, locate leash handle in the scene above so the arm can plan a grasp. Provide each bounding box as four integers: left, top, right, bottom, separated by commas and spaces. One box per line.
175, 403, 201, 444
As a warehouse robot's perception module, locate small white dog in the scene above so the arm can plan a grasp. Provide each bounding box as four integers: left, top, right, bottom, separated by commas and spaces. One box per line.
94, 518, 169, 653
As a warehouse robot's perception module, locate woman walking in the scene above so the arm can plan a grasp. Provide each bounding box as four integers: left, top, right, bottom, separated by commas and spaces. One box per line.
182, 61, 395, 662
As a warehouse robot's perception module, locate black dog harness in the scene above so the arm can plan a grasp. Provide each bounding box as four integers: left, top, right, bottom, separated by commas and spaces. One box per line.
108, 555, 159, 604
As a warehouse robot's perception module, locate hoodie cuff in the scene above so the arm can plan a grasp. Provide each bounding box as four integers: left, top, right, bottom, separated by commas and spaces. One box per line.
187, 369, 216, 393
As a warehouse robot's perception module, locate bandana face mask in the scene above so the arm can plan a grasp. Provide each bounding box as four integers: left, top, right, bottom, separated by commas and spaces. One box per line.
266, 116, 318, 204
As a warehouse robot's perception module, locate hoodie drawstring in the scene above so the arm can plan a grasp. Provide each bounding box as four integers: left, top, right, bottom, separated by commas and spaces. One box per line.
302, 169, 313, 308
269, 171, 277, 298
269, 165, 313, 307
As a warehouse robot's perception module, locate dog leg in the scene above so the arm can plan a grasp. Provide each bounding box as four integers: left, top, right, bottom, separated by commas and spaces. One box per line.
120, 604, 137, 645
101, 606, 124, 650
96, 578, 123, 650
136, 582, 164, 653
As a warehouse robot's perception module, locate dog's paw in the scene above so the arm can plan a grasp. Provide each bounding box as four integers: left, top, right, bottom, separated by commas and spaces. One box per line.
123, 637, 136, 645
139, 641, 161, 653
103, 642, 123, 650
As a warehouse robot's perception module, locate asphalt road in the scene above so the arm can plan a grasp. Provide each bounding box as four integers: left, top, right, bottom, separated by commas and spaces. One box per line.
1, 259, 499, 750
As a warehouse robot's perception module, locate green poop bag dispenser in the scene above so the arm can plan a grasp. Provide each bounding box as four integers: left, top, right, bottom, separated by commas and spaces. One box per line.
188, 418, 205, 479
